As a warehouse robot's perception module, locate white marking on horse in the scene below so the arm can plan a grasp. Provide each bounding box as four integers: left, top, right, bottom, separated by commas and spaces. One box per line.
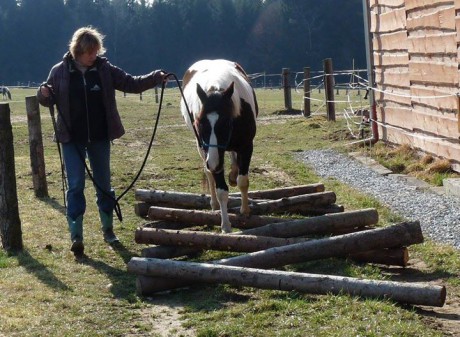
206, 112, 220, 172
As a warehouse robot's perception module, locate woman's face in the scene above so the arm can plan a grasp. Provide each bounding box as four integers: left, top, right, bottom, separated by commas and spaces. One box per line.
76, 48, 98, 67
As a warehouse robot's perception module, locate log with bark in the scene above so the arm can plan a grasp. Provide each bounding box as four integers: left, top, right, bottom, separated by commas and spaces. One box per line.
139, 230, 408, 267
138, 208, 379, 259
135, 189, 242, 209
146, 206, 287, 229
229, 183, 325, 199
128, 257, 445, 307
230, 191, 337, 215
130, 221, 423, 294
135, 228, 308, 251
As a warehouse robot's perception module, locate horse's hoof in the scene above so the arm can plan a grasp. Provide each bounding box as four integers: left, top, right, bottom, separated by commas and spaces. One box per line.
221, 225, 232, 233
240, 207, 251, 215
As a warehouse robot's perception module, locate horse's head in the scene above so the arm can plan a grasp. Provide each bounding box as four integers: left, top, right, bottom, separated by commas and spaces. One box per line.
195, 82, 235, 173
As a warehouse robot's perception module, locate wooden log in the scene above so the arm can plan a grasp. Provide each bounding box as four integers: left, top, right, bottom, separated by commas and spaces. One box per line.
131, 221, 423, 294
241, 208, 378, 237
135, 228, 308, 251
129, 258, 445, 307
139, 208, 379, 259
276, 203, 344, 216
135, 202, 151, 218
135, 189, 242, 209
137, 201, 342, 218
349, 247, 409, 267
135, 184, 326, 211
138, 228, 407, 266
231, 191, 337, 215
141, 245, 408, 267
147, 206, 289, 229
229, 183, 325, 199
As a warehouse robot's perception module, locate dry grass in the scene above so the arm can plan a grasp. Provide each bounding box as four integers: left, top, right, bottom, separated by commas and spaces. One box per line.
0, 87, 458, 337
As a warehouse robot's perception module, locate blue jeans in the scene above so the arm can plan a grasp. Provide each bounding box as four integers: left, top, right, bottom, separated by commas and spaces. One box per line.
62, 140, 115, 220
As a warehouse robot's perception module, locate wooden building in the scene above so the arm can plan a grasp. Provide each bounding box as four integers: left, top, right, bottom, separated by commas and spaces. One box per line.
368, 0, 460, 169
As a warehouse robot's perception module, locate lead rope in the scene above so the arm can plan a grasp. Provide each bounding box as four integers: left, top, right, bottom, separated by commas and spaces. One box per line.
43, 72, 199, 222
48, 103, 68, 208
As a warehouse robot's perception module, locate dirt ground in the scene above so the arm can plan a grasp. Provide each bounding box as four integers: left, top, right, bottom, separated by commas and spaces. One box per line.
387, 258, 460, 337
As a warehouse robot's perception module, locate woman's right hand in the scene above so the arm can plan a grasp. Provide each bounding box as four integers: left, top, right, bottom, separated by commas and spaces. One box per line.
40, 85, 51, 98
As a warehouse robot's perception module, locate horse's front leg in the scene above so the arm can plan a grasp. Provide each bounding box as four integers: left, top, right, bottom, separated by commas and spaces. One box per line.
213, 170, 231, 233
204, 168, 219, 211
237, 147, 253, 215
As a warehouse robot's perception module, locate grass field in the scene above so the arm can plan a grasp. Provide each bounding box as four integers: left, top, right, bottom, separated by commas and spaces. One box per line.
0, 87, 459, 337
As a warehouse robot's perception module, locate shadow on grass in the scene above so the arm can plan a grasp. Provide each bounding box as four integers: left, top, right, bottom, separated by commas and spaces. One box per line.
39, 196, 67, 216
16, 250, 71, 291
78, 242, 138, 299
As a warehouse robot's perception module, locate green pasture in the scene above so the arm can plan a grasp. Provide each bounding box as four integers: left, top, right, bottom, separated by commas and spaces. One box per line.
0, 87, 458, 337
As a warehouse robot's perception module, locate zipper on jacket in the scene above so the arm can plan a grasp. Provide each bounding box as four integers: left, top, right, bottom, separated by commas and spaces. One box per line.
82, 74, 91, 143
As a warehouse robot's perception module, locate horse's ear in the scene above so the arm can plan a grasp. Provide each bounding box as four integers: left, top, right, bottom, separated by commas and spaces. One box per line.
197, 84, 207, 104
223, 82, 234, 99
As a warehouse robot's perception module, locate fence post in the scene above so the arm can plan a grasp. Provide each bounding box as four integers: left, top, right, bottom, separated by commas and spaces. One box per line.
303, 67, 311, 118
282, 68, 292, 111
0, 103, 23, 252
323, 58, 336, 121
155, 87, 159, 103
25, 96, 48, 198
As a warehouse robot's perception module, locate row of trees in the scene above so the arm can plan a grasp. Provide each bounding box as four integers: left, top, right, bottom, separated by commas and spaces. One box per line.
0, 0, 366, 85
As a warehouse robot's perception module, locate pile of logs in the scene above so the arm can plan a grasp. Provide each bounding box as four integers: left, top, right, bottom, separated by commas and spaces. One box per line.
128, 184, 446, 307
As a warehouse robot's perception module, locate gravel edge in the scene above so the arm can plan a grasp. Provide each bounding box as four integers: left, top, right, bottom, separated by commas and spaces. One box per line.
297, 149, 460, 249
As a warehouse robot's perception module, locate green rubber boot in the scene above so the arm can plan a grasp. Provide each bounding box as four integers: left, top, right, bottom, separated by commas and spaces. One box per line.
99, 210, 119, 243
67, 215, 84, 257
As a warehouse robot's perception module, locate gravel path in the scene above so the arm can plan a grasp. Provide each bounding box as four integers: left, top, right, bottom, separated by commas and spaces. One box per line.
298, 149, 460, 249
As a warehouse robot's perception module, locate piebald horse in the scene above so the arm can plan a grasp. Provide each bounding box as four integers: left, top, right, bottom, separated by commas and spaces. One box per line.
181, 59, 258, 233
1, 86, 11, 100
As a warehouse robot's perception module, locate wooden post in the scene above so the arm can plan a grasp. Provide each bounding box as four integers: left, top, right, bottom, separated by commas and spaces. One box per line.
129, 258, 445, 307
155, 87, 159, 103
0, 103, 23, 252
130, 221, 424, 294
303, 67, 311, 118
282, 68, 292, 111
25, 96, 48, 198
323, 58, 336, 121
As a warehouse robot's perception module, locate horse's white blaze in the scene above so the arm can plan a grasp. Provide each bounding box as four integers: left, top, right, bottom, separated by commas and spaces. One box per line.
206, 112, 220, 172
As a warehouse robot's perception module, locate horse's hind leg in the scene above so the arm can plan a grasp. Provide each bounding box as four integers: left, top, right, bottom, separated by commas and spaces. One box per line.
228, 152, 238, 187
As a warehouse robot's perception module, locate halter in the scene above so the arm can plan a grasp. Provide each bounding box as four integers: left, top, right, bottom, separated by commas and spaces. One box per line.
201, 118, 233, 150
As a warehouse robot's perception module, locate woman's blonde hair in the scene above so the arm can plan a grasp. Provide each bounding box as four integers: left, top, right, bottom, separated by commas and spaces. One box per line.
69, 26, 106, 58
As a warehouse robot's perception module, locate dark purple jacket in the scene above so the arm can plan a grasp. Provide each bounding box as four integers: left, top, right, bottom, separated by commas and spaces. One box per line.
37, 52, 164, 143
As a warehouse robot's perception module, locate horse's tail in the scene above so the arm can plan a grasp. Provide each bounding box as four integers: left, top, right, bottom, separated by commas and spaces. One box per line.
7, 89, 11, 100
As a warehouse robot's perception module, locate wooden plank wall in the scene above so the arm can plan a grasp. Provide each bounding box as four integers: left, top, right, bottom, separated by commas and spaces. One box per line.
369, 0, 460, 165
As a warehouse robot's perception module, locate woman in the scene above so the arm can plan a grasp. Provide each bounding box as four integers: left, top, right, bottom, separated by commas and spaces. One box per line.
37, 26, 167, 258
